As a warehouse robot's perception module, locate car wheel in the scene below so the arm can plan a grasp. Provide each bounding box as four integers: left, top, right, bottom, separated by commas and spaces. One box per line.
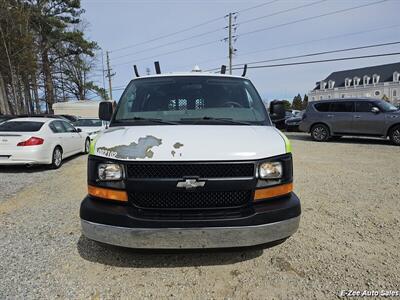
311, 124, 330, 142
51, 147, 63, 169
84, 138, 91, 154
389, 125, 400, 146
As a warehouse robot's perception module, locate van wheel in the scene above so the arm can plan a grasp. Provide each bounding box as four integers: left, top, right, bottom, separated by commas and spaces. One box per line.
389, 125, 400, 146
311, 124, 330, 142
84, 138, 91, 154
51, 147, 63, 169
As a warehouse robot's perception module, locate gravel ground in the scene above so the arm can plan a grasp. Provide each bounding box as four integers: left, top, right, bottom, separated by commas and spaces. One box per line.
0, 133, 399, 299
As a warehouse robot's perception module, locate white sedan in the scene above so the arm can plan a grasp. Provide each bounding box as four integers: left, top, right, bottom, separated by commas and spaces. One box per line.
0, 117, 90, 168
72, 118, 108, 140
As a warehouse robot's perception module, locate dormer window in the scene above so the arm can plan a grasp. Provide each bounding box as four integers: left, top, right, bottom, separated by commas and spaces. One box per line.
328, 80, 335, 89
363, 75, 370, 85
372, 74, 380, 84
320, 80, 327, 90
345, 78, 352, 88
353, 77, 360, 87
394, 71, 400, 82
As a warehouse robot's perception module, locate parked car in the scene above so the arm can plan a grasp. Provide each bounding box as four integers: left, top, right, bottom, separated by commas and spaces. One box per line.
80, 72, 301, 250
0, 115, 17, 124
285, 111, 304, 132
0, 117, 90, 168
57, 114, 80, 123
299, 98, 400, 145
73, 118, 108, 140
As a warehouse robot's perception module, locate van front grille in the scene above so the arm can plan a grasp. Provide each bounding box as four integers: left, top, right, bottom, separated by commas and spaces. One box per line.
129, 190, 252, 209
126, 163, 254, 179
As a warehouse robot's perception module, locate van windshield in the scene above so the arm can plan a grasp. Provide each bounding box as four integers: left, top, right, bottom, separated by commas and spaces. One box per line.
113, 76, 270, 126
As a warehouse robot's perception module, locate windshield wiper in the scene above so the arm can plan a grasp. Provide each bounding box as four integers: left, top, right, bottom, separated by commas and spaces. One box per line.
115, 117, 179, 125
180, 116, 252, 125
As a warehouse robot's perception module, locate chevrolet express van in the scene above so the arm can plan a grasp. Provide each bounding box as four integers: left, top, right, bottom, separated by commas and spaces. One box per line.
80, 71, 301, 249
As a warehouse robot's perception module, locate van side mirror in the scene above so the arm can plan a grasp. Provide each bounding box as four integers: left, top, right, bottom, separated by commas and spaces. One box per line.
269, 101, 286, 122
371, 107, 380, 114
76, 128, 82, 133
99, 101, 114, 121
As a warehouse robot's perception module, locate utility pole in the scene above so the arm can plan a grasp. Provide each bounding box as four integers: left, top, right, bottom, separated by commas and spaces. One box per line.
225, 13, 237, 74
228, 13, 233, 74
105, 51, 115, 100
101, 49, 106, 94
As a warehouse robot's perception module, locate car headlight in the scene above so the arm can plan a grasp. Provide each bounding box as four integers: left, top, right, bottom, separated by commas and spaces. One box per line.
258, 161, 282, 179
98, 163, 123, 181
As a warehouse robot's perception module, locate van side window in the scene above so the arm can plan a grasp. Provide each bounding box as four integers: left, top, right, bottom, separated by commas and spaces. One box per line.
355, 102, 373, 113
331, 102, 354, 112
314, 102, 331, 112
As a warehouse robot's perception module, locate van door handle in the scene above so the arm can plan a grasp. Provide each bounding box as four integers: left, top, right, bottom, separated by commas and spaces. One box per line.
354, 115, 361, 119
327, 114, 334, 117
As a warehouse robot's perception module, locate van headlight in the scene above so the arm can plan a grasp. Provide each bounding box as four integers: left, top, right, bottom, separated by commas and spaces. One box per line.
98, 163, 123, 181
258, 161, 282, 179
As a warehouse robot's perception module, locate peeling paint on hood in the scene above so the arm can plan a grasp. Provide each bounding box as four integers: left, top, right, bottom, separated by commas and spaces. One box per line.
92, 125, 286, 161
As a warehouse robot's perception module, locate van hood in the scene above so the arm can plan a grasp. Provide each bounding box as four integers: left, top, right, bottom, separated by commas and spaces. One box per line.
91, 125, 288, 161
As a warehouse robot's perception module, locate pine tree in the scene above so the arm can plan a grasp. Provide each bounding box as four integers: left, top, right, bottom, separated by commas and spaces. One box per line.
302, 94, 309, 110
291, 94, 303, 110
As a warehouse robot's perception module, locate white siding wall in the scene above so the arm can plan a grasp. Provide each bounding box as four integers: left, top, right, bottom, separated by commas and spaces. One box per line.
309, 82, 400, 105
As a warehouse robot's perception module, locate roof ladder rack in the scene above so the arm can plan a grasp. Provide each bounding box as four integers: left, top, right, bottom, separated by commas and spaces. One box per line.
242, 64, 248, 77
220, 65, 226, 74
133, 65, 140, 77
154, 61, 161, 74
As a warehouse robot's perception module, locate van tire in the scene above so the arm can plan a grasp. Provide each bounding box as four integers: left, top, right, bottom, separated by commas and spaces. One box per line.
50, 146, 63, 169
389, 125, 400, 146
84, 138, 91, 154
311, 124, 330, 142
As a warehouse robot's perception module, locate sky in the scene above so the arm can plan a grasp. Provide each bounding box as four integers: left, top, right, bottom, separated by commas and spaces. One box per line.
81, 0, 400, 102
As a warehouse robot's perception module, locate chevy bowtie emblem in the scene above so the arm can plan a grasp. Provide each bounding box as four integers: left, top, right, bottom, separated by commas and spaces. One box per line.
176, 179, 206, 189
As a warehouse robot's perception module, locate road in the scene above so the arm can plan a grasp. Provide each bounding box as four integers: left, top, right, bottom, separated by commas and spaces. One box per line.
1, 133, 399, 299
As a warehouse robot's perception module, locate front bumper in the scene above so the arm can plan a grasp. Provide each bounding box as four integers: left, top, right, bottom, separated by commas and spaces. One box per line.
80, 192, 301, 249
81, 216, 300, 249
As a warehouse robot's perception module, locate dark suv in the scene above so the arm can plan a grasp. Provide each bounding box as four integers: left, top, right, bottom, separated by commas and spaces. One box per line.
299, 98, 400, 145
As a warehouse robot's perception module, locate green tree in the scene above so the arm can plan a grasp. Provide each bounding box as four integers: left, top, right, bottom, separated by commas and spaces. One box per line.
0, 0, 102, 115
291, 93, 303, 110
302, 94, 309, 109
279, 100, 291, 110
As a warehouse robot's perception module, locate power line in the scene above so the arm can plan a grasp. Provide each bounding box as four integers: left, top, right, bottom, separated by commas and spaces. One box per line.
205, 40, 400, 71
231, 52, 400, 70
242, 41, 400, 66
110, 15, 224, 53
113, 0, 391, 69
237, 0, 327, 26
112, 27, 224, 60
235, 0, 280, 13
114, 39, 220, 67
111, 0, 284, 60
175, 24, 400, 70
237, 0, 389, 39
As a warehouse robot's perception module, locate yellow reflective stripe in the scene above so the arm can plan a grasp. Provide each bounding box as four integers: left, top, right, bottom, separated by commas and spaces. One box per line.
277, 130, 292, 153
89, 134, 100, 155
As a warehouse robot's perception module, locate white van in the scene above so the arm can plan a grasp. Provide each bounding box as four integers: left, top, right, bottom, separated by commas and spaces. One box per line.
80, 71, 301, 249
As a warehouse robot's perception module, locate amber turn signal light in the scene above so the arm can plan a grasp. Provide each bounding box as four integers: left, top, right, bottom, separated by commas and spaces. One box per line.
88, 185, 128, 202
253, 183, 293, 201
